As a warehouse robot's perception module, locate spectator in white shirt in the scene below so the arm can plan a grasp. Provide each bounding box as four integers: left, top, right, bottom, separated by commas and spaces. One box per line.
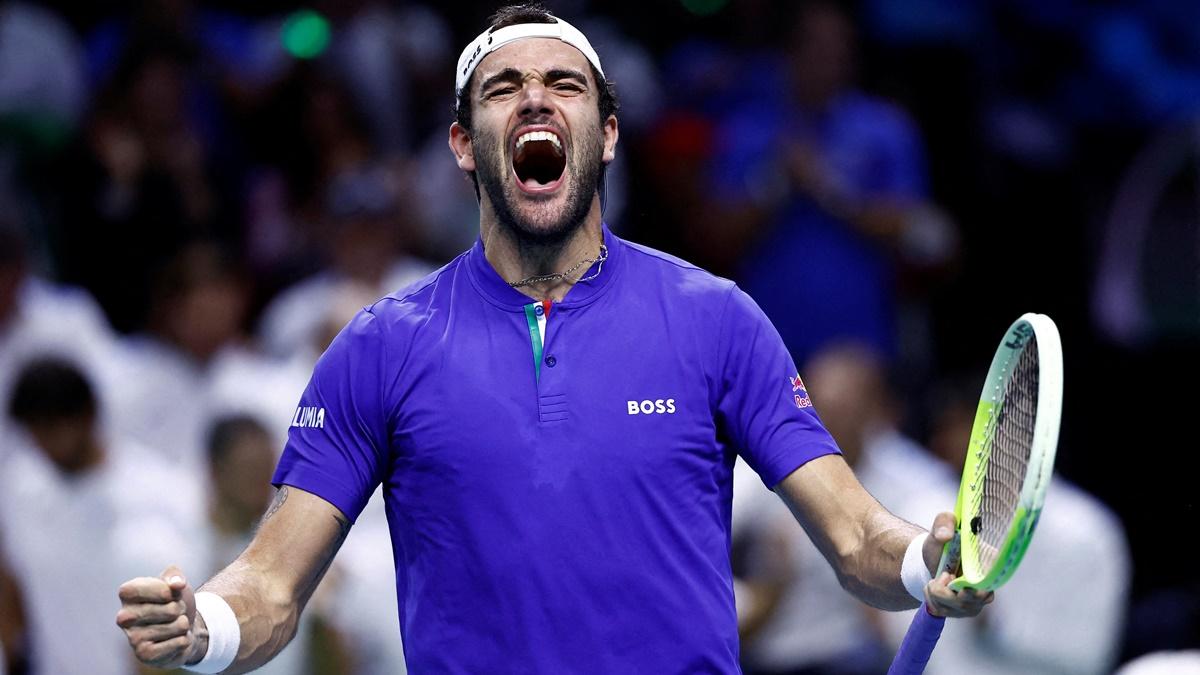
257, 165, 434, 364
0, 221, 119, 456
877, 373, 1132, 675
198, 414, 350, 674
0, 358, 202, 675
110, 242, 308, 471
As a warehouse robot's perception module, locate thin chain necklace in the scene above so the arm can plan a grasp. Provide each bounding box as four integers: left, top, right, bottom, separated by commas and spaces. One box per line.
507, 243, 609, 289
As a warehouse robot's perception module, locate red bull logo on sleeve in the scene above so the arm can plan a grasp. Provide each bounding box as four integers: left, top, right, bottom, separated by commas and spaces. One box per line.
790, 373, 812, 408
790, 373, 806, 392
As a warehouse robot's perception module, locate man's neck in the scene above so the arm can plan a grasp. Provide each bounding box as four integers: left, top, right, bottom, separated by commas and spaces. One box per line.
481, 200, 605, 302
57, 435, 106, 477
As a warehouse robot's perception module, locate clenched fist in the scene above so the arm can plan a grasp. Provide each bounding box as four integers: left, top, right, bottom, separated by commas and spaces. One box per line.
115, 565, 206, 669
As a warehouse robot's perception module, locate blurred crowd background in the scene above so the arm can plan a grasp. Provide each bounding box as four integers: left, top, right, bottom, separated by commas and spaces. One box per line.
1, 0, 1198, 673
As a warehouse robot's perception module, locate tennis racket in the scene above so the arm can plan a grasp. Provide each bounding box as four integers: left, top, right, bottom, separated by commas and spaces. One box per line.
887, 312, 1064, 675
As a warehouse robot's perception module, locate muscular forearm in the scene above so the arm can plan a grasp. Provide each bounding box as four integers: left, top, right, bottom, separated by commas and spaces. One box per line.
186, 557, 303, 674
775, 456, 992, 619
774, 456, 929, 611
117, 487, 353, 673
836, 508, 925, 611
188, 487, 351, 674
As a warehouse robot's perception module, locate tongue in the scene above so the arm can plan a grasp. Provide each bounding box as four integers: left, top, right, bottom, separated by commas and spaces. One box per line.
514, 139, 565, 187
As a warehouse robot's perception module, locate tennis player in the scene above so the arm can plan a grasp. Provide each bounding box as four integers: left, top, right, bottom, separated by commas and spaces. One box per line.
116, 5, 992, 672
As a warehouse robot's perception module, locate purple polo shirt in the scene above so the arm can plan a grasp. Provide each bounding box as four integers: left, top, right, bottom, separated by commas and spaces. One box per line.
273, 225, 840, 673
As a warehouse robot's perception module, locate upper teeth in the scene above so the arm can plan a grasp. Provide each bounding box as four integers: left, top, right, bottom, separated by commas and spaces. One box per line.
516, 130, 562, 152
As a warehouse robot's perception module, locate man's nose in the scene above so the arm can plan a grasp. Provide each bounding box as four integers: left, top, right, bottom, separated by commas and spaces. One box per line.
519, 81, 553, 117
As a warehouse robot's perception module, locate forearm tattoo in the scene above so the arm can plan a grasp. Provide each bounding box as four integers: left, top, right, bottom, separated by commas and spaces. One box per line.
301, 514, 351, 603
263, 486, 289, 522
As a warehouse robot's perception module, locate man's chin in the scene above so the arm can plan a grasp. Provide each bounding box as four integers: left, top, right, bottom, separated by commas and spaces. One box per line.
479, 160, 599, 247
504, 212, 579, 245
500, 188, 585, 244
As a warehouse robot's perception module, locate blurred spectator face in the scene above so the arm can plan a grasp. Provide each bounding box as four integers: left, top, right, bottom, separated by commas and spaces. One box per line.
8, 358, 100, 475
303, 78, 370, 159
25, 414, 96, 475
790, 3, 857, 108
926, 374, 985, 469
332, 214, 398, 280
325, 169, 404, 282
0, 226, 26, 327
153, 245, 248, 362
209, 425, 276, 523
929, 397, 973, 469
169, 277, 245, 362
314, 280, 377, 354
306, 82, 349, 140
0, 258, 23, 327
144, 0, 193, 27
804, 345, 885, 466
130, 56, 186, 134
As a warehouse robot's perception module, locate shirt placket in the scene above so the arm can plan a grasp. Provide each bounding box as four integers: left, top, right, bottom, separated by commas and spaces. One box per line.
523, 300, 567, 423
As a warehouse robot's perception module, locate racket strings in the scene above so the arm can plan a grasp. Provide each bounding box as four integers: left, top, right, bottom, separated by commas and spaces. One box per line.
975, 336, 1040, 572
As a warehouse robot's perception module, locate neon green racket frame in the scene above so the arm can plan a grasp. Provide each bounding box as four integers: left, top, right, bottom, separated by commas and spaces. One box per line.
941, 312, 1063, 592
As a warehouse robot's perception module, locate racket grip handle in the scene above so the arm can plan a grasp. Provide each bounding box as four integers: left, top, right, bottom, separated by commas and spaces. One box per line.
887, 603, 946, 675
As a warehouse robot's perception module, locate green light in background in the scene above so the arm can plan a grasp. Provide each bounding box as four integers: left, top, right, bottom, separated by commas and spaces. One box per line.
282, 9, 331, 60
680, 0, 728, 16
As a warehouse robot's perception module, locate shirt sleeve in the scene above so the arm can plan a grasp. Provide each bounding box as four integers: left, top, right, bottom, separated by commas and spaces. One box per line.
715, 287, 841, 488
272, 308, 390, 522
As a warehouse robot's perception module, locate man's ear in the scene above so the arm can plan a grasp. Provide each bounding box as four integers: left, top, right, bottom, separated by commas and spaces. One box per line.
601, 115, 619, 164
449, 122, 475, 172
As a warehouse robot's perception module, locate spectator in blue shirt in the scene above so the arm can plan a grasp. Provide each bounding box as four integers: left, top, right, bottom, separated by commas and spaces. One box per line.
703, 1, 955, 370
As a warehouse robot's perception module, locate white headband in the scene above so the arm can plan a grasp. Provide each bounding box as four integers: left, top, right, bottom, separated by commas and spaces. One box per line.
455, 17, 604, 107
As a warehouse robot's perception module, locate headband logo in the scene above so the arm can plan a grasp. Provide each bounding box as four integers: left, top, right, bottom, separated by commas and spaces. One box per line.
462, 44, 482, 77
456, 17, 601, 103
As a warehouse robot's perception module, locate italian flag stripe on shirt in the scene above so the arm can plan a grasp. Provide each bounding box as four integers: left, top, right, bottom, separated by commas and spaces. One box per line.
523, 300, 551, 380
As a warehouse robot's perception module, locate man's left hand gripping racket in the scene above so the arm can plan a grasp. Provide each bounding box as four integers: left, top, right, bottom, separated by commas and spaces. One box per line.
888, 313, 1064, 675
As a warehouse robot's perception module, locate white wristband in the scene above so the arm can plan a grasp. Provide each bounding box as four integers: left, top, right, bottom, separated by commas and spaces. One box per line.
902, 533, 934, 602
186, 592, 240, 673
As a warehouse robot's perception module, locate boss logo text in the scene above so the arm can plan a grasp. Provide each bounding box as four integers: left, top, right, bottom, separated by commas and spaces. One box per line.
627, 399, 677, 415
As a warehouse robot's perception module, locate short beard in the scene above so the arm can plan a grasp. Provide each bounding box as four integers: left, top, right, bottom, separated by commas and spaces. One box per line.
474, 123, 604, 262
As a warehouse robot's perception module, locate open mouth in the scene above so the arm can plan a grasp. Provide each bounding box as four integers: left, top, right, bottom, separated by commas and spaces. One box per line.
512, 129, 566, 192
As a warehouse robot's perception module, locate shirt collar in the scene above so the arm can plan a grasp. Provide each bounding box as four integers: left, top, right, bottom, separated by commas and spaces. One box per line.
466, 223, 623, 311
